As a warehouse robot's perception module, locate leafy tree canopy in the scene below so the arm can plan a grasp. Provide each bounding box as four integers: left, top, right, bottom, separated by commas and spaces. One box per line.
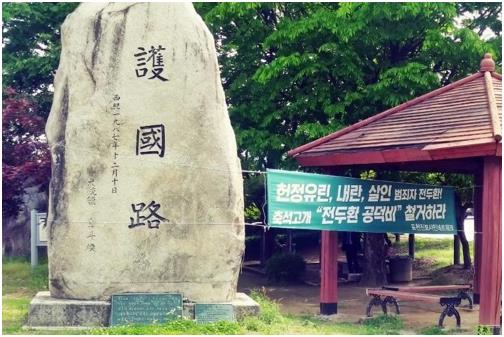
2, 88, 50, 218
196, 2, 501, 171
2, 2, 79, 118
2, 3, 78, 220
1, 3, 501, 222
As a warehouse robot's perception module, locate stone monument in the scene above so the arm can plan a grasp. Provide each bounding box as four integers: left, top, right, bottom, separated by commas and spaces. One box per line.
27, 3, 258, 328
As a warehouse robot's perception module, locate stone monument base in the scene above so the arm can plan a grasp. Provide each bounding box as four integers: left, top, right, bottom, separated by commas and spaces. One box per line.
25, 291, 260, 330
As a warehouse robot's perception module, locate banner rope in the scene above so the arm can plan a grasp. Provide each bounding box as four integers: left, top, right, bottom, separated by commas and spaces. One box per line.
43, 220, 268, 227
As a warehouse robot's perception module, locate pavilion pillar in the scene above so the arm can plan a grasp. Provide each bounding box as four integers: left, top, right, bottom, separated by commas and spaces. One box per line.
479, 156, 501, 329
320, 231, 338, 315
473, 170, 483, 305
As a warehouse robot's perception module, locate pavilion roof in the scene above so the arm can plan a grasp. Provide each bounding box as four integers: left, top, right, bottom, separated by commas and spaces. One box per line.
289, 54, 502, 167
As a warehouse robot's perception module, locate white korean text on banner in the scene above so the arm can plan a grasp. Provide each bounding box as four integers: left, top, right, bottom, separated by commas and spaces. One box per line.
267, 169, 457, 234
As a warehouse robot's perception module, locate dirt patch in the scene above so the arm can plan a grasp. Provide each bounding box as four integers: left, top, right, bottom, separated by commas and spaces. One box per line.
238, 270, 479, 332
430, 265, 474, 285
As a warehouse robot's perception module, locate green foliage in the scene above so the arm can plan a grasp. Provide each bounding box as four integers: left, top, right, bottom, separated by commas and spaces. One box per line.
394, 237, 463, 270
90, 291, 407, 335
418, 325, 447, 335
2, 3, 79, 118
248, 290, 286, 325
91, 320, 242, 335
363, 314, 403, 335
476, 325, 495, 335
3, 3, 501, 240
244, 291, 406, 335
244, 203, 261, 221
239, 291, 287, 333
457, 3, 502, 37
2, 258, 48, 295
2, 260, 62, 335
3, 297, 31, 334
196, 3, 501, 174
196, 2, 500, 228
265, 252, 306, 282
2, 2, 77, 244
242, 174, 266, 223
375, 171, 474, 208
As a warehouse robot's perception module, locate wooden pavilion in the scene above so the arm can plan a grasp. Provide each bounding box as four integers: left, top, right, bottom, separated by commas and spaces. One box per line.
288, 54, 501, 328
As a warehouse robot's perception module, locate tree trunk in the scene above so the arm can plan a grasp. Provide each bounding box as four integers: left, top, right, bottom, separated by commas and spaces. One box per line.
453, 235, 461, 265
457, 213, 472, 269
408, 234, 415, 259
359, 233, 388, 286
260, 229, 276, 265
454, 194, 472, 269
287, 230, 293, 253
459, 231, 472, 269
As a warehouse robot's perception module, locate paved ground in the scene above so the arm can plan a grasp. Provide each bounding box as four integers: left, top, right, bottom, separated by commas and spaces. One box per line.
237, 270, 479, 332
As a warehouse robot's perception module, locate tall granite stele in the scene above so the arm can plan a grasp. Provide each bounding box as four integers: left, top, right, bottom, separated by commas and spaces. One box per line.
27, 3, 257, 328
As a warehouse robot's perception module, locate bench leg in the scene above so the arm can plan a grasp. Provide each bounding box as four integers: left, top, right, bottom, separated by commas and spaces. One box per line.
366, 295, 386, 317
438, 302, 461, 328
457, 291, 473, 309
383, 296, 400, 314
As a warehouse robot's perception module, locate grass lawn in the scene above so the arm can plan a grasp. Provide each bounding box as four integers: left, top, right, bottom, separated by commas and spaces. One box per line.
2, 238, 476, 335
2, 257, 57, 335
392, 236, 473, 271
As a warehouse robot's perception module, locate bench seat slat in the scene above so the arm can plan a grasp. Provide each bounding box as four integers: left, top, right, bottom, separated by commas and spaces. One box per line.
366, 289, 441, 303
383, 285, 471, 293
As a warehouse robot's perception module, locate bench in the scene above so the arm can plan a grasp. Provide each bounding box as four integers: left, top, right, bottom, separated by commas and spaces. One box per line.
366, 288, 466, 327
382, 284, 473, 308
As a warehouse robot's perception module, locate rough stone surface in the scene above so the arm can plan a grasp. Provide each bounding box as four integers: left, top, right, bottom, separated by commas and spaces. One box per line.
26, 292, 259, 328
184, 293, 260, 321
46, 3, 244, 302
231, 292, 261, 320
27, 291, 110, 327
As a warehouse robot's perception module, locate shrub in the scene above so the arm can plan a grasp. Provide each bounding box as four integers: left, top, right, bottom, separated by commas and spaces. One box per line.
476, 325, 495, 335
265, 253, 306, 282
249, 290, 284, 325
